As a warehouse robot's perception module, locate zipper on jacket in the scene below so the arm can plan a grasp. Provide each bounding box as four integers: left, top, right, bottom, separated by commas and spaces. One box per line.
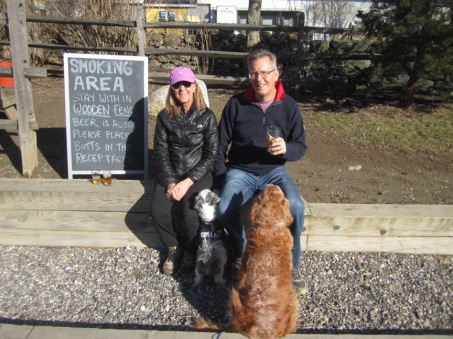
182, 110, 188, 170
253, 102, 267, 126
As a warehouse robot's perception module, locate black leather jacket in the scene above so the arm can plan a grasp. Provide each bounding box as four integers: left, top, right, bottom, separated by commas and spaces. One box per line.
154, 107, 218, 187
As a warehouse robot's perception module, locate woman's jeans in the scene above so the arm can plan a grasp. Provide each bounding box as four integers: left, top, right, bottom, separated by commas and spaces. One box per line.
217, 166, 304, 269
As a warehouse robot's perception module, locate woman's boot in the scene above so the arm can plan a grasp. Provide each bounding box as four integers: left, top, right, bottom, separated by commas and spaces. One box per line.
162, 246, 181, 275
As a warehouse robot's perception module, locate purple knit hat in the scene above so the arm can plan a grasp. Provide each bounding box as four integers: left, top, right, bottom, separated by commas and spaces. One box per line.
169, 66, 195, 85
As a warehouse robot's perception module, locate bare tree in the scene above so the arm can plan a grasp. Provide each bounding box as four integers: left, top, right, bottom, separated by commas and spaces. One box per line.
303, 0, 356, 28
247, 0, 261, 50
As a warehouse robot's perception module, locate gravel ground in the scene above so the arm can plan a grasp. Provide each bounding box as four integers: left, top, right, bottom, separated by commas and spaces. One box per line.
0, 245, 452, 334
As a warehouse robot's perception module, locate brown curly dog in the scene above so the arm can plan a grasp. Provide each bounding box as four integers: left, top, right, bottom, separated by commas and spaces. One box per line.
231, 184, 299, 339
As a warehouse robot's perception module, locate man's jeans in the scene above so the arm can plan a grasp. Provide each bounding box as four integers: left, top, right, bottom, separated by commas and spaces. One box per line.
217, 166, 304, 269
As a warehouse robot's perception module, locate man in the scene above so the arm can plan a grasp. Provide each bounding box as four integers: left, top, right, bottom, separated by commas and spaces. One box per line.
215, 49, 307, 293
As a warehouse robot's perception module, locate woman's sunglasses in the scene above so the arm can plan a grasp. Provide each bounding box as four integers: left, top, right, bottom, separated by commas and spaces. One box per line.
171, 81, 194, 90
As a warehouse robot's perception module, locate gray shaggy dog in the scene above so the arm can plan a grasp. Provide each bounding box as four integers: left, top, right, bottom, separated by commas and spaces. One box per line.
193, 189, 228, 285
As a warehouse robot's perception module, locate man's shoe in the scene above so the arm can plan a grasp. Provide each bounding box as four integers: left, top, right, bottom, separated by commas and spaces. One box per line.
292, 269, 308, 295
230, 257, 242, 282
179, 251, 196, 274
162, 246, 181, 275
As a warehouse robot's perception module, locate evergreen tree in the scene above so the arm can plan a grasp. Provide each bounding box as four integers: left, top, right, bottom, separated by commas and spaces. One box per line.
357, 0, 453, 108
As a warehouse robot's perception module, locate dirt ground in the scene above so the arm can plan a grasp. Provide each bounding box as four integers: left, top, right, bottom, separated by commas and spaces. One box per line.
0, 77, 451, 204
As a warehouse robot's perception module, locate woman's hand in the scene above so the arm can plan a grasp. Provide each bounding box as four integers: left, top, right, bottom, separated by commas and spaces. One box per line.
165, 183, 176, 200
170, 178, 194, 201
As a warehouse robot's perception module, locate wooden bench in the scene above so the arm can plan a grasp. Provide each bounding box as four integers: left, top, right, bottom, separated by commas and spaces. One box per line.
0, 178, 452, 255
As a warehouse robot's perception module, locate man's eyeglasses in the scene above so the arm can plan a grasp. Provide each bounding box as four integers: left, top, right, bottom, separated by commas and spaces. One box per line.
248, 70, 276, 80
171, 81, 194, 90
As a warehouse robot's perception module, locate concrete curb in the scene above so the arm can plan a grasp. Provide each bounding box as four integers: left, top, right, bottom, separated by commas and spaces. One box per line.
1, 324, 452, 339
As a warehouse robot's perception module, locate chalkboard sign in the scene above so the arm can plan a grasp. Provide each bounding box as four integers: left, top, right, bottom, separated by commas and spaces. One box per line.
64, 54, 148, 179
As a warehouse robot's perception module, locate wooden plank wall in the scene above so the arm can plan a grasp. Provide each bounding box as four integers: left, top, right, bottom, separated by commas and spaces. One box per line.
0, 178, 452, 255
304, 204, 453, 254
0, 178, 162, 248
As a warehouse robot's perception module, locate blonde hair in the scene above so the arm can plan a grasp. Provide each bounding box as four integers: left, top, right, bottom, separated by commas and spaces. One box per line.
165, 82, 207, 117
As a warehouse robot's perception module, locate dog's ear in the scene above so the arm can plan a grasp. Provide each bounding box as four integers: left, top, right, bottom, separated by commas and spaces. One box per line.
206, 191, 221, 205
194, 195, 203, 211
266, 185, 283, 202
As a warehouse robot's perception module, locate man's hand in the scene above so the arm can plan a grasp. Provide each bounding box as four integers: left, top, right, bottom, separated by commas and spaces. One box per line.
268, 137, 286, 155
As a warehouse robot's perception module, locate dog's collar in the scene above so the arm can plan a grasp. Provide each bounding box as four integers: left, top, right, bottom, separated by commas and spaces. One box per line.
199, 230, 222, 239
198, 220, 224, 240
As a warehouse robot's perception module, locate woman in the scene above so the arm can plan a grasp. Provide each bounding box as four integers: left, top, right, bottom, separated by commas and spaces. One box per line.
151, 66, 218, 275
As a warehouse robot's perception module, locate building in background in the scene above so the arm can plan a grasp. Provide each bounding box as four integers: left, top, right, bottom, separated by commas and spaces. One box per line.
144, 0, 373, 29
196, 0, 373, 28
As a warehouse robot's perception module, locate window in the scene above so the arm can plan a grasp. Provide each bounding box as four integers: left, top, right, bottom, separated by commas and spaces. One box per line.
159, 11, 168, 22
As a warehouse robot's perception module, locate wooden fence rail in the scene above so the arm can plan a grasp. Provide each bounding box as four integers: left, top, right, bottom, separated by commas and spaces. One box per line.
0, 9, 364, 59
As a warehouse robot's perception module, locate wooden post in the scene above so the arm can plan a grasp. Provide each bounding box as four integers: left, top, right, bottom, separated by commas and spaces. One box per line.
136, 2, 145, 56
7, 0, 38, 177
295, 11, 305, 99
